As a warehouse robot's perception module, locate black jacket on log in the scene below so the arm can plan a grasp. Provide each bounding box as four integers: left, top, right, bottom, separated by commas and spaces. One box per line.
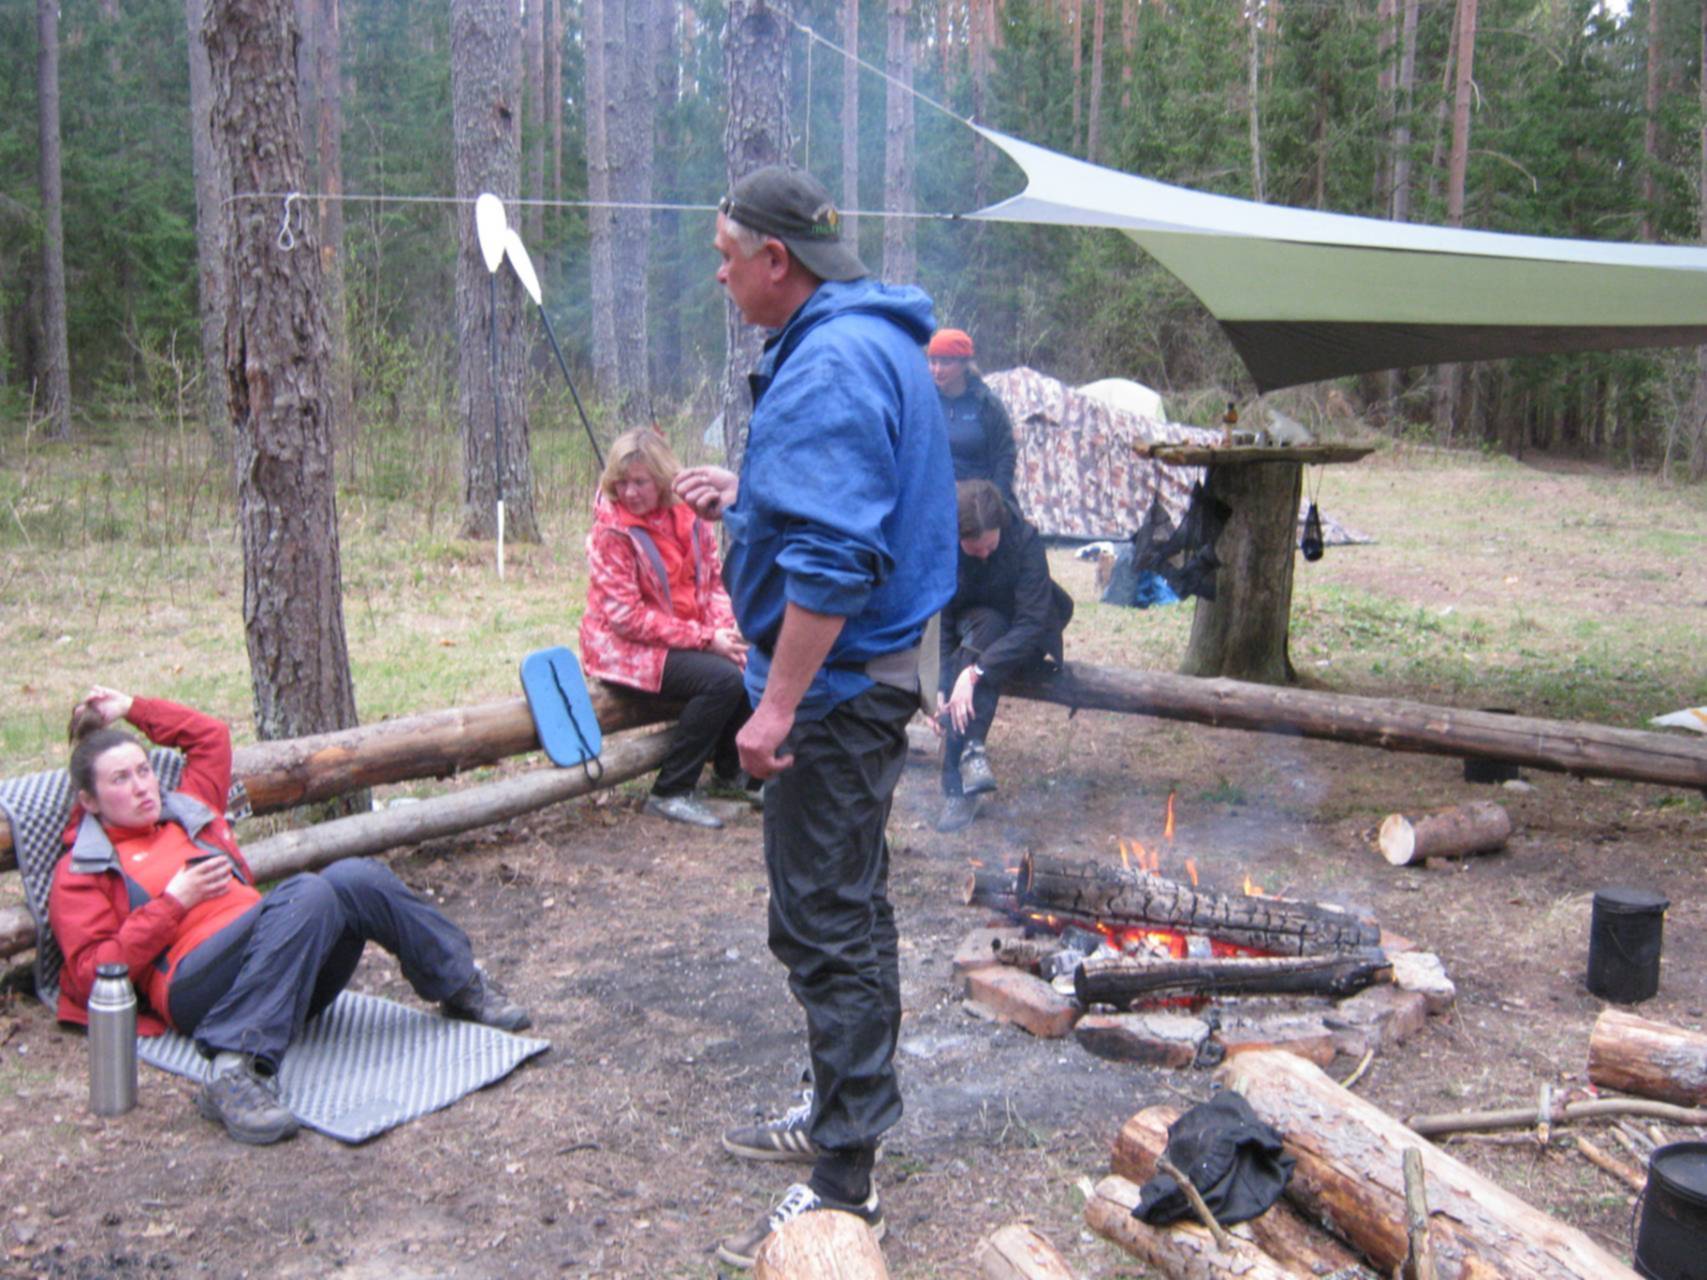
939, 508, 1072, 691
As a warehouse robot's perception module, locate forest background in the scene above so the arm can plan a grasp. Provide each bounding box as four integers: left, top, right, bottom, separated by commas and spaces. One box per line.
6, 0, 1707, 480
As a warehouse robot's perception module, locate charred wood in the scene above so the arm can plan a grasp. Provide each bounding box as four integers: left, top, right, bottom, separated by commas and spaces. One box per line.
964, 866, 1022, 915
1020, 854, 1379, 955
1075, 949, 1389, 1007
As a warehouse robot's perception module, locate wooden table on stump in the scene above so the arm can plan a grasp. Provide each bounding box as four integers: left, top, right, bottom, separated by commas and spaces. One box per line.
1136, 441, 1378, 684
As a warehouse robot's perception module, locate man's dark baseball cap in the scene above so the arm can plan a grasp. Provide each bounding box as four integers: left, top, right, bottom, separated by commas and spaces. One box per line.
720, 166, 868, 283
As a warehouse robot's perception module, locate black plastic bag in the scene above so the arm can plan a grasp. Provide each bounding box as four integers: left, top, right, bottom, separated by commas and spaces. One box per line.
1300, 501, 1325, 563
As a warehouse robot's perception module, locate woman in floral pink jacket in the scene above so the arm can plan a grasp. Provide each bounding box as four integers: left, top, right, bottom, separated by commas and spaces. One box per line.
580, 430, 753, 828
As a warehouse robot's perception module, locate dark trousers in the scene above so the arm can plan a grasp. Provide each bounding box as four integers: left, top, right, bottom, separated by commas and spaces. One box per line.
765, 682, 914, 1157
651, 648, 750, 797
168, 859, 476, 1073
941, 606, 1036, 796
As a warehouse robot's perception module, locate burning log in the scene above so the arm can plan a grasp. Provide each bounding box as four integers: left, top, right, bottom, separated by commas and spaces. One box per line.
1588, 1008, 1707, 1107
1110, 1105, 1375, 1278
964, 866, 1022, 915
1082, 1174, 1302, 1280
972, 1222, 1076, 1280
1020, 854, 1379, 955
1218, 1049, 1640, 1279
1377, 801, 1511, 867
753, 1208, 888, 1279
1075, 949, 1389, 1007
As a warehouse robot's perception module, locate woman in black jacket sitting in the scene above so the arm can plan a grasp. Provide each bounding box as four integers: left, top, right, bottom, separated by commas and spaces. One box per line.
936, 480, 1073, 833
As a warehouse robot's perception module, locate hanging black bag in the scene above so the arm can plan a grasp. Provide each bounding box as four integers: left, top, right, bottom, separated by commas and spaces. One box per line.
1300, 501, 1325, 562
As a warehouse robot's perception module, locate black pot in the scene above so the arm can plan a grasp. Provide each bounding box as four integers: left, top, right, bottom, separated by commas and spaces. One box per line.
1587, 886, 1668, 1004
1635, 1142, 1707, 1279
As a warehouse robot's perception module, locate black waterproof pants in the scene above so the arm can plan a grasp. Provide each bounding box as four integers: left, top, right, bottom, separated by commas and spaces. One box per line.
169, 859, 477, 1073
940, 606, 1055, 796
651, 648, 750, 797
764, 682, 914, 1157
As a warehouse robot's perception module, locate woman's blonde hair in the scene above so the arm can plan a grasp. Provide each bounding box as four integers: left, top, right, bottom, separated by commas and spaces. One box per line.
599, 429, 681, 505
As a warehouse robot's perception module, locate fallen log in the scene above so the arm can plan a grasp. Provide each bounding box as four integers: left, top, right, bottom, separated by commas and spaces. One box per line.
1076, 949, 1389, 1007
1020, 854, 1380, 955
1573, 1135, 1645, 1194
0, 728, 674, 961
1218, 1049, 1639, 1280
1377, 801, 1511, 867
753, 1208, 888, 1279
0, 682, 674, 871
973, 1222, 1076, 1280
1005, 663, 1707, 792
1110, 1105, 1374, 1278
964, 866, 1023, 915
1407, 1095, 1707, 1138
1588, 1008, 1707, 1107
1082, 1174, 1304, 1280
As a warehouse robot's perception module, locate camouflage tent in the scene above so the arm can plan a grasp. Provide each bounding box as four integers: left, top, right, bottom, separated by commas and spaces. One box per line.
985, 367, 1219, 541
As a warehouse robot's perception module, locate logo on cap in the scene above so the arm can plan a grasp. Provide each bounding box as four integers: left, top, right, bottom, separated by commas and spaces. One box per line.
812, 204, 840, 238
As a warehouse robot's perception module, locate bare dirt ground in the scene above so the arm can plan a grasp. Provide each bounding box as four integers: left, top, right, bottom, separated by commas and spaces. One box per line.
2, 455, 1705, 1279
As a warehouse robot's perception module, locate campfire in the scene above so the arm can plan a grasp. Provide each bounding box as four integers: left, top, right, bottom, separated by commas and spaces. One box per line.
957, 823, 1454, 1068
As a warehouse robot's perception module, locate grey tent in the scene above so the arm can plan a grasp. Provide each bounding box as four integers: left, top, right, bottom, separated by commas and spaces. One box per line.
968, 127, 1707, 391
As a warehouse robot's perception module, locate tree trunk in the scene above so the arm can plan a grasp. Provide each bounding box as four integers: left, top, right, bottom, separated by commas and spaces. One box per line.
1641, 0, 1662, 242
1086, 0, 1105, 162
1377, 801, 1511, 866
1219, 1050, 1640, 1280
1434, 0, 1478, 440
1120, 0, 1135, 112
1246, 1, 1265, 203
842, 0, 861, 247
882, 0, 916, 283
184, 0, 231, 458
526, 0, 545, 244
34, 0, 72, 441
1178, 461, 1300, 684
1392, 0, 1417, 220
1375, 0, 1394, 213
612, 0, 656, 419
1694, 0, 1707, 483
550, 0, 563, 228
720, 0, 791, 462
1588, 1009, 1707, 1108
313, 0, 351, 456
585, 0, 618, 396
1069, 0, 1082, 151
204, 0, 360, 745
451, 0, 539, 542
1111, 1106, 1376, 1279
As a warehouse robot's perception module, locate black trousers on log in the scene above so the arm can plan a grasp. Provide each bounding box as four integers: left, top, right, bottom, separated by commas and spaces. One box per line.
941, 606, 1056, 796
651, 648, 750, 798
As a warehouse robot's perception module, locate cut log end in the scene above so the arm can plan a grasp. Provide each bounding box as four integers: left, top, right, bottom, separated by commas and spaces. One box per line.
753, 1208, 889, 1279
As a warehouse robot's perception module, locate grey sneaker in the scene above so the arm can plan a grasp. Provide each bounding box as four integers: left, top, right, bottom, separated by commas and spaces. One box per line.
643, 792, 724, 828
442, 964, 532, 1032
197, 1057, 299, 1146
715, 1181, 884, 1269
935, 794, 980, 833
959, 741, 997, 795
722, 1089, 819, 1163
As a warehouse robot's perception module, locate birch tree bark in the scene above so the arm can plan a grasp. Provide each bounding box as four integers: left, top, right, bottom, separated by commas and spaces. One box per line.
185, 0, 230, 456
720, 0, 790, 461
34, 0, 72, 441
203, 0, 359, 742
882, 0, 917, 283
450, 0, 540, 541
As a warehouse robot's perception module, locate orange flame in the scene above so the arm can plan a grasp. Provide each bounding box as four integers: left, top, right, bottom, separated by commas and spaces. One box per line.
1243, 874, 1266, 897
1184, 858, 1199, 887
1164, 790, 1176, 842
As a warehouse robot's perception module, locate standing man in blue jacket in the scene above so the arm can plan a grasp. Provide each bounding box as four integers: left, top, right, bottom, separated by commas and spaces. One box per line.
675, 165, 956, 1268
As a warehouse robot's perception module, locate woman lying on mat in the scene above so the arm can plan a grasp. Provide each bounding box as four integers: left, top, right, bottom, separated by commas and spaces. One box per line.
580, 428, 757, 830
49, 687, 531, 1146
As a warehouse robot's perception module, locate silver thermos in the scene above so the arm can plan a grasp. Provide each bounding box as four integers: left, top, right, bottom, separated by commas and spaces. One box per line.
87, 962, 137, 1116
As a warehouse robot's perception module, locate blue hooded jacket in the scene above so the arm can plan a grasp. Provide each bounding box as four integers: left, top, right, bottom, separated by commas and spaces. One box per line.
723, 277, 957, 720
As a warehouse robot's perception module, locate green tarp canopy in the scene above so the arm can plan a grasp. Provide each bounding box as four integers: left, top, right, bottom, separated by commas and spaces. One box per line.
968, 127, 1707, 391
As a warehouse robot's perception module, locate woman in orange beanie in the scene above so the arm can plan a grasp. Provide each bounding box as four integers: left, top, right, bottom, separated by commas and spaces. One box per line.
926, 328, 1016, 503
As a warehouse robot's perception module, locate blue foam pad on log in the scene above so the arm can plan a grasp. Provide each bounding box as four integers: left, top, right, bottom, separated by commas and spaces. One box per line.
520, 646, 604, 768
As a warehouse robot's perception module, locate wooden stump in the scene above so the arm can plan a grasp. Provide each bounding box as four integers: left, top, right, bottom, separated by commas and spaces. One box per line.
1378, 801, 1512, 866
1218, 1049, 1639, 1280
753, 1209, 889, 1279
1179, 460, 1303, 685
1588, 1008, 1707, 1107
973, 1222, 1077, 1279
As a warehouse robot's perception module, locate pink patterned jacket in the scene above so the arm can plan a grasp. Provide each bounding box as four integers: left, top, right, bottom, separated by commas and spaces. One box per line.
579, 495, 738, 693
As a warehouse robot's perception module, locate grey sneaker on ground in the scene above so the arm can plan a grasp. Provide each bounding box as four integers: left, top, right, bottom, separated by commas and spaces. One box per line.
959, 741, 997, 795
442, 964, 532, 1032
722, 1089, 819, 1163
935, 794, 980, 833
197, 1057, 299, 1146
643, 792, 724, 828
715, 1181, 884, 1269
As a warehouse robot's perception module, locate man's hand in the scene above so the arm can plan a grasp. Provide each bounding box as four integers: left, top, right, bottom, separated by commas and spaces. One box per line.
674, 466, 737, 520
737, 703, 795, 779
709, 627, 749, 668
942, 666, 978, 734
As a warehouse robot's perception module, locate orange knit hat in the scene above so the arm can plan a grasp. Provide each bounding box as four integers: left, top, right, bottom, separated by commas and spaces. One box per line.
926, 328, 974, 359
